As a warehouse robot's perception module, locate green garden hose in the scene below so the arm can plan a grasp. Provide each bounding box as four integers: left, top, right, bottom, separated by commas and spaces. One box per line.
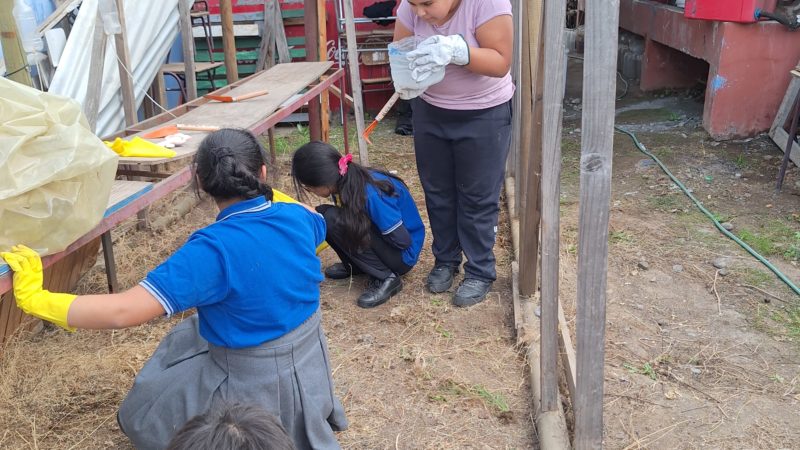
615, 126, 800, 297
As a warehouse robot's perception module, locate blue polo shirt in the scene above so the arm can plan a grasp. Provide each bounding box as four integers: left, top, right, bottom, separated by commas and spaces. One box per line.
140, 196, 325, 349
365, 172, 425, 266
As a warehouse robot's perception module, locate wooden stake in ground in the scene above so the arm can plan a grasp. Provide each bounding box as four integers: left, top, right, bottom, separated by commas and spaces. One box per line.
304, 0, 322, 141
219, 0, 238, 84
113, 0, 137, 124
574, 1, 620, 448
178, 0, 197, 101
539, 0, 568, 415
342, 0, 369, 165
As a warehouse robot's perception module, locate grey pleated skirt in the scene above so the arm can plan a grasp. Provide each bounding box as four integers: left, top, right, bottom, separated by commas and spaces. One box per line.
117, 310, 348, 450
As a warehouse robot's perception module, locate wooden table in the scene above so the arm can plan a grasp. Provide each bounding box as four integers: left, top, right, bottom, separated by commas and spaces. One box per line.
0, 62, 345, 344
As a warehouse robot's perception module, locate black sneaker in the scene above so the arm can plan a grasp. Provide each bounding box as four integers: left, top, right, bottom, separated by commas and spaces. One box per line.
357, 274, 402, 308
325, 262, 363, 279
426, 264, 459, 293
453, 278, 492, 307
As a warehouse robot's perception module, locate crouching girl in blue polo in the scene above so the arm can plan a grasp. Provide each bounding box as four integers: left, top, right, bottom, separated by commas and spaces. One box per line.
291, 141, 425, 309
1, 129, 347, 450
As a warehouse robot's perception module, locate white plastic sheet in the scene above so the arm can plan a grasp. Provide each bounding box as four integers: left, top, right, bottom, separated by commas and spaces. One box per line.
0, 77, 118, 255
48, 0, 192, 137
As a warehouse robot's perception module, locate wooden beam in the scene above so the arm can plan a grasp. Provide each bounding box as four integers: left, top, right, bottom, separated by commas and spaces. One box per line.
219, 0, 238, 84
573, 1, 620, 448
342, 0, 369, 165
318, 0, 330, 142
539, 0, 568, 414
329, 84, 354, 108
113, 0, 137, 125
768, 69, 800, 169
304, 0, 322, 141
256, 0, 277, 71
519, 0, 544, 297
0, 0, 34, 87
36, 0, 82, 34
178, 0, 198, 100
85, 11, 107, 131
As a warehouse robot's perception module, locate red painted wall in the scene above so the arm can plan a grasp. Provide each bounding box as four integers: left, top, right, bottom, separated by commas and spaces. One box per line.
204, 0, 396, 111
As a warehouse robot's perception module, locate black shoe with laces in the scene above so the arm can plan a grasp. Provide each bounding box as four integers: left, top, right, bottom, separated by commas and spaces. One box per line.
426, 264, 459, 293
453, 278, 492, 307
357, 274, 402, 308
325, 262, 363, 279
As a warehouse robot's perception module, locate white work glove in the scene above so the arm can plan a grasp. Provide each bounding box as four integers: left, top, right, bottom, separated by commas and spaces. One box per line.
406, 34, 470, 82
390, 37, 447, 100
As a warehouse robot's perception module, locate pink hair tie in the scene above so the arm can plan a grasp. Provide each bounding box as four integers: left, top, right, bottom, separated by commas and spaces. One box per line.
338, 153, 353, 176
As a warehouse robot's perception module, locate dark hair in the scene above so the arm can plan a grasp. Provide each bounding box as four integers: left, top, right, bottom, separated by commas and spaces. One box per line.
194, 128, 273, 202
166, 403, 296, 450
291, 141, 404, 251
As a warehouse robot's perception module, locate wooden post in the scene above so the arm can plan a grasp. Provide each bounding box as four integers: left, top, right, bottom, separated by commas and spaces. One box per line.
519, 0, 544, 297
318, 0, 330, 142
342, 0, 369, 165
0, 0, 34, 86
256, 0, 277, 71
539, 0, 567, 414
178, 0, 198, 100
219, 0, 238, 84
508, 0, 522, 195
574, 1, 620, 448
304, 0, 322, 141
113, 0, 137, 125
85, 11, 108, 131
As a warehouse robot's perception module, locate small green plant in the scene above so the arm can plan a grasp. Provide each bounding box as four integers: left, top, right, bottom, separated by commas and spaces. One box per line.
738, 268, 772, 286
783, 232, 800, 261
435, 324, 453, 339
430, 297, 444, 307
668, 111, 681, 122
624, 362, 657, 380
647, 193, 682, 212
734, 153, 748, 169
712, 212, 732, 223
609, 230, 633, 244
738, 229, 776, 256
472, 385, 510, 413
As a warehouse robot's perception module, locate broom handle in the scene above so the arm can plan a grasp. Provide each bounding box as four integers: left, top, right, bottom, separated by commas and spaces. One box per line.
375, 92, 401, 122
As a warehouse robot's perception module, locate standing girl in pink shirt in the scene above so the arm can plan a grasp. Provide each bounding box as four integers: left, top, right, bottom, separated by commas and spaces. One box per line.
393, 0, 514, 307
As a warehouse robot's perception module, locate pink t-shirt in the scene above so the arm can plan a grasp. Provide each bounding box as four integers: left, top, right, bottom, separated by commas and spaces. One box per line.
397, 0, 515, 110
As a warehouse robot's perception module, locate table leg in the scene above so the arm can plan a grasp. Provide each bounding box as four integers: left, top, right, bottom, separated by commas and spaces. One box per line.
100, 231, 119, 293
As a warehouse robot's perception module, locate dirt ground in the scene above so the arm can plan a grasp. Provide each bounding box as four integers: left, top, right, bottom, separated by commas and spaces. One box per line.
2, 71, 800, 448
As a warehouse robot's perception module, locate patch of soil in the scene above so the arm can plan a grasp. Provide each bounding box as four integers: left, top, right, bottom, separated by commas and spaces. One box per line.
0, 122, 536, 449
557, 91, 800, 448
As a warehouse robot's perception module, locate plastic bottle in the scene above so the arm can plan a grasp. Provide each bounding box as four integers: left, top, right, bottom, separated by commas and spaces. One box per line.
12, 0, 44, 54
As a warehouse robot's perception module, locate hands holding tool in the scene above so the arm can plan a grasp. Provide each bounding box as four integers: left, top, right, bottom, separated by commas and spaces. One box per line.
406, 35, 470, 82
1, 245, 76, 331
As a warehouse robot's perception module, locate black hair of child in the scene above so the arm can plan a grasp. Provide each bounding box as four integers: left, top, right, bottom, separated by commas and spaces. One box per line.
291, 141, 406, 253
193, 128, 274, 202
166, 403, 296, 450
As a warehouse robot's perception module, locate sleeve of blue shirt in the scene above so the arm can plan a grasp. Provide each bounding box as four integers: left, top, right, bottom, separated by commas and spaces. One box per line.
140, 232, 230, 316
310, 207, 326, 247
365, 184, 403, 235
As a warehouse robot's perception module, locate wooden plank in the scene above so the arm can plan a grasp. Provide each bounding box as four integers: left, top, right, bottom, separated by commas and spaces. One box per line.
539, 0, 568, 414
329, 84, 354, 108
0, 0, 34, 87
342, 0, 369, 165
574, 1, 620, 448
161, 62, 223, 73
84, 11, 107, 131
36, 0, 82, 34
768, 71, 800, 169
178, 0, 198, 101
519, 0, 544, 297
304, 0, 322, 141
219, 0, 238, 83
517, 0, 532, 217
118, 62, 333, 166
508, 0, 522, 204
256, 0, 278, 71
318, 0, 330, 142
114, 0, 137, 125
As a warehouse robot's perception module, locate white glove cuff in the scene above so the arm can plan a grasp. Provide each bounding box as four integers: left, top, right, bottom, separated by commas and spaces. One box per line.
452, 34, 470, 66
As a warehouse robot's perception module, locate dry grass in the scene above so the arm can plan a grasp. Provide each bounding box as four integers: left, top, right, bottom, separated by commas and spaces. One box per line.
0, 121, 536, 449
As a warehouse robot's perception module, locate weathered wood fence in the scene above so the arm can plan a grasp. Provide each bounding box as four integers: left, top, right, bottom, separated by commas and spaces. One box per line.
506, 1, 620, 448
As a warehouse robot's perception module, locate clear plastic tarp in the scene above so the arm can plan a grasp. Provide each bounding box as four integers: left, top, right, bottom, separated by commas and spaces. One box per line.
0, 77, 118, 255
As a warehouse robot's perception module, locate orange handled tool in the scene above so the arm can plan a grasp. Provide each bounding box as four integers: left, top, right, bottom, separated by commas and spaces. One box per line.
204, 89, 270, 103
362, 92, 401, 145
141, 124, 220, 139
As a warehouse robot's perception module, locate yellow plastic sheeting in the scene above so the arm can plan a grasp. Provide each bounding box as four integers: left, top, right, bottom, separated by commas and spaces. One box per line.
272, 189, 329, 255
104, 137, 177, 158
0, 78, 118, 255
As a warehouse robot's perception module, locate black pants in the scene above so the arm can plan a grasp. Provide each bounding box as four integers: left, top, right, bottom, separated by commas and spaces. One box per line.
317, 205, 412, 280
411, 98, 512, 282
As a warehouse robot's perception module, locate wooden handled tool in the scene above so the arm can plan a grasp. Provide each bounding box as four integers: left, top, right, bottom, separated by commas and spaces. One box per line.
141, 124, 220, 139
362, 92, 401, 145
204, 89, 270, 103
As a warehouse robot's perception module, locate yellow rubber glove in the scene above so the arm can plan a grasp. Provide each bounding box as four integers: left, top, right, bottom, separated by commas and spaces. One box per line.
104, 137, 177, 158
272, 189, 329, 255
1, 245, 77, 332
